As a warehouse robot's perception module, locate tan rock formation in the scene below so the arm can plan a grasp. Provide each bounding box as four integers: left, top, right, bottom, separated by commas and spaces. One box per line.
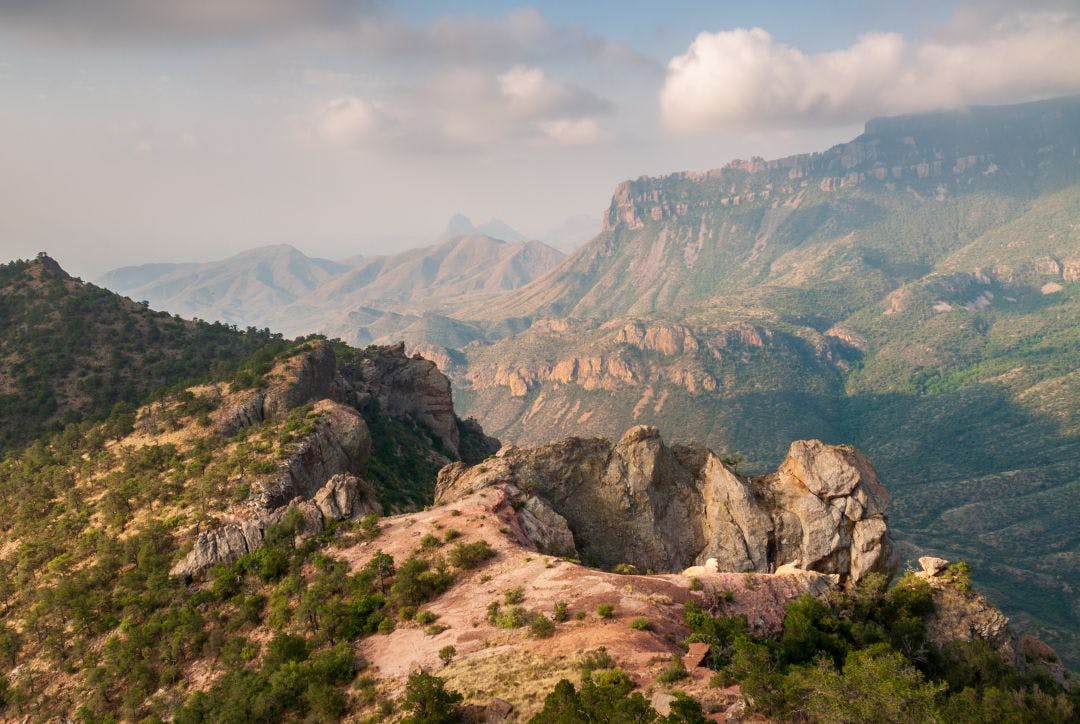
436, 426, 896, 587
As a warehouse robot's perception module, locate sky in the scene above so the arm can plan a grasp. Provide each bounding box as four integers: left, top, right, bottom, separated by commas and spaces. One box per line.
2, 0, 1080, 278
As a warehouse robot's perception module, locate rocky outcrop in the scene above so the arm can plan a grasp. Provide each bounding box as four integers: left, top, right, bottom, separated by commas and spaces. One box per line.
248, 399, 372, 512
212, 340, 341, 436
171, 473, 381, 578
341, 342, 461, 455
436, 426, 896, 587
913, 556, 1072, 689
173, 341, 490, 578
173, 402, 374, 578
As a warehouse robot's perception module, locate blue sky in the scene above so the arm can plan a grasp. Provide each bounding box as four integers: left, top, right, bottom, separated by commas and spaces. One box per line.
1, 0, 1078, 277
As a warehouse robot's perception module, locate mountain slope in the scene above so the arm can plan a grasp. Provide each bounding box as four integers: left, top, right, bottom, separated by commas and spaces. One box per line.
98, 244, 349, 328
0, 254, 285, 452
275, 234, 564, 343
477, 96, 1080, 323
427, 96, 1080, 666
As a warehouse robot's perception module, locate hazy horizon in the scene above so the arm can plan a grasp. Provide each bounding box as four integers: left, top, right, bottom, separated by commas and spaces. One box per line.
3, 0, 1080, 279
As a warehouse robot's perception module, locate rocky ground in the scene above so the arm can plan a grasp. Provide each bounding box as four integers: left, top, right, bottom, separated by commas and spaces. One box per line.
340, 484, 837, 721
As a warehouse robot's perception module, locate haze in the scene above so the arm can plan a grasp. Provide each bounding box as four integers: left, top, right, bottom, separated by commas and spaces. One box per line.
2, 0, 1080, 278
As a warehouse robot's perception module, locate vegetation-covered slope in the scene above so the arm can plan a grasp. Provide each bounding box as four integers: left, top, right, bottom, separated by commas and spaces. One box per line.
0, 254, 286, 453
0, 253, 1073, 721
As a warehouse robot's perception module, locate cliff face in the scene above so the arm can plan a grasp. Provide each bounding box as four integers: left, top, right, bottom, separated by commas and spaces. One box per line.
172, 339, 497, 578
435, 425, 895, 587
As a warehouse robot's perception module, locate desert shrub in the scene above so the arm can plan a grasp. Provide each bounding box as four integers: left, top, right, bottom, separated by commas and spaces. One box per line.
553, 600, 569, 622
504, 586, 525, 604
529, 613, 556, 639
443, 529, 461, 542
358, 514, 380, 539
531, 668, 658, 723
448, 540, 496, 569
658, 654, 689, 684
612, 563, 638, 575
794, 644, 945, 723
438, 645, 456, 666
596, 603, 614, 619
578, 647, 615, 674
495, 606, 530, 629
415, 610, 438, 625
400, 671, 462, 724
629, 617, 651, 631
390, 556, 453, 607
419, 533, 442, 549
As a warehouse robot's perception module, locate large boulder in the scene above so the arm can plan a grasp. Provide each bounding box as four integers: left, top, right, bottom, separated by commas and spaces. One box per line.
436, 427, 897, 587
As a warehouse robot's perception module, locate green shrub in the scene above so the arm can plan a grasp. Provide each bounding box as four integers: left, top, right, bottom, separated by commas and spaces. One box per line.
629, 617, 651, 631
658, 654, 689, 683
400, 671, 462, 724
438, 645, 456, 666
359, 514, 380, 539
390, 556, 453, 607
415, 610, 438, 625
532, 668, 658, 723
553, 600, 569, 622
597, 603, 614, 619
495, 605, 530, 629
504, 586, 525, 604
529, 614, 556, 639
419, 533, 442, 549
448, 540, 496, 569
443, 529, 461, 542
578, 647, 615, 674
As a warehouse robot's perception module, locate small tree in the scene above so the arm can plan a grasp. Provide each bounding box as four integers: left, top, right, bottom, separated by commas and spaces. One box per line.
400, 671, 463, 724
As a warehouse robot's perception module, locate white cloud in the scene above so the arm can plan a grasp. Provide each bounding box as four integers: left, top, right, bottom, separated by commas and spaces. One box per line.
497, 65, 607, 119
314, 65, 610, 151
540, 118, 601, 145
661, 10, 1080, 131
316, 96, 376, 146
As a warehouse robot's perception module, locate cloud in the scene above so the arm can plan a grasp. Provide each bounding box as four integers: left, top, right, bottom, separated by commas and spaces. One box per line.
315, 65, 610, 151
316, 96, 377, 146
0, 2, 658, 76
539, 118, 601, 145
352, 7, 657, 71
0, 0, 374, 43
660, 9, 1080, 131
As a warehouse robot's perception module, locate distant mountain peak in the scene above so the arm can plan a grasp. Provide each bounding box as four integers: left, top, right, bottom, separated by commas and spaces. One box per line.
475, 218, 527, 243
439, 214, 528, 243
442, 213, 476, 239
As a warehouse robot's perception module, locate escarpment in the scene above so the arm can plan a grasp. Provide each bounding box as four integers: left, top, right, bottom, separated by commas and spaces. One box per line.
172, 340, 497, 578
436, 425, 896, 587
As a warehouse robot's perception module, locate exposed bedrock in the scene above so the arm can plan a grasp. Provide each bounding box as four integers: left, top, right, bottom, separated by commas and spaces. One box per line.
435, 425, 896, 587
170, 473, 381, 579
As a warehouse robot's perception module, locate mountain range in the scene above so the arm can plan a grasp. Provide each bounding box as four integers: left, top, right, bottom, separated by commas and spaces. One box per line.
100, 233, 566, 344
0, 254, 1071, 720
93, 96, 1080, 666
437, 97, 1080, 664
